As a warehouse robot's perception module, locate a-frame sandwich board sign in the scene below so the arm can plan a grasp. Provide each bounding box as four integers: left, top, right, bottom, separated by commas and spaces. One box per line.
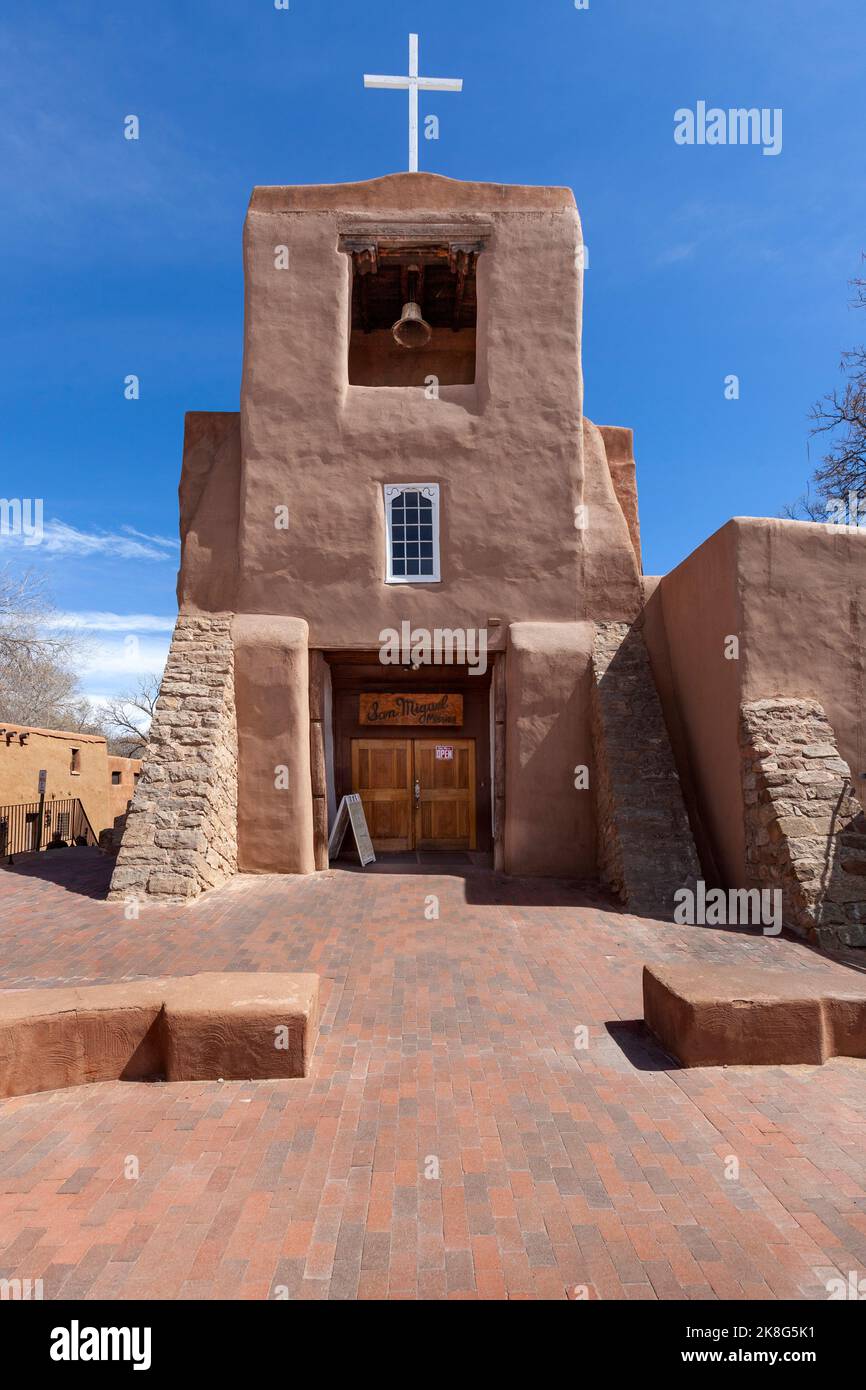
328, 793, 376, 867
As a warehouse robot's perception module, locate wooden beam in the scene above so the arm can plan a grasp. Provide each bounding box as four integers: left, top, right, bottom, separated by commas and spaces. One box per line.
344, 241, 378, 273
493, 654, 506, 872
338, 222, 491, 247
350, 248, 378, 335
309, 652, 329, 871
452, 249, 470, 331
358, 269, 370, 334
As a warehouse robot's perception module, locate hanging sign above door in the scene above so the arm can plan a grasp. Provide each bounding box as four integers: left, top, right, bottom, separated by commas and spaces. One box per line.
359, 693, 462, 727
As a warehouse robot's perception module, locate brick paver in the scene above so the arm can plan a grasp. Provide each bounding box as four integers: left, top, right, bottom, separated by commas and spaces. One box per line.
0, 849, 864, 1301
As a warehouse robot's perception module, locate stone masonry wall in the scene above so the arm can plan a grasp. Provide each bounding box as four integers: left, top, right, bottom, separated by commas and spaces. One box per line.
108, 614, 238, 903
591, 621, 700, 918
741, 697, 866, 951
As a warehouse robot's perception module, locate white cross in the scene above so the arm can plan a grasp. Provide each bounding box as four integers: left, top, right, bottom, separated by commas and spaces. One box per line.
364, 33, 463, 174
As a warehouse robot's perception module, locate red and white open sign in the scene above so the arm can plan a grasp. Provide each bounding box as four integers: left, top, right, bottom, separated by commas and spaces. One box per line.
435, 745, 454, 761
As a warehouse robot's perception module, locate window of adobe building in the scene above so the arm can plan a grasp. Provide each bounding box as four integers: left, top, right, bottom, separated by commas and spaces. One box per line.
384, 484, 440, 583
111, 771, 121, 785
340, 231, 483, 388
70, 747, 81, 775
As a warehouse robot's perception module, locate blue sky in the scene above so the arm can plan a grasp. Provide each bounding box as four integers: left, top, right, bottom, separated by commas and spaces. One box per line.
1, 0, 864, 704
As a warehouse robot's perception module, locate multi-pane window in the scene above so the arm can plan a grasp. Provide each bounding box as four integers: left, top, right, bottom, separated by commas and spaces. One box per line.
384, 484, 440, 583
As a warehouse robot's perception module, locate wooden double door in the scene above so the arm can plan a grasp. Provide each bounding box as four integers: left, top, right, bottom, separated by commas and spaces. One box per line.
351, 739, 476, 852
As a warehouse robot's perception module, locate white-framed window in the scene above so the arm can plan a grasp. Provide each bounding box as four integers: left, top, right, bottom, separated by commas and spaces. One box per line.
384, 483, 441, 583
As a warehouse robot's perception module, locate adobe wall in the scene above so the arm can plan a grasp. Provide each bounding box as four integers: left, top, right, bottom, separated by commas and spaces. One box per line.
580, 420, 643, 622
736, 518, 866, 788
646, 517, 866, 888
107, 755, 142, 828
640, 578, 721, 884
504, 621, 596, 877
643, 524, 743, 884
177, 412, 240, 613
590, 621, 700, 916
233, 615, 315, 875
597, 425, 642, 572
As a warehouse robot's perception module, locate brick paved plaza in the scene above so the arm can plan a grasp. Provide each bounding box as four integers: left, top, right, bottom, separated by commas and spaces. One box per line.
1, 849, 864, 1301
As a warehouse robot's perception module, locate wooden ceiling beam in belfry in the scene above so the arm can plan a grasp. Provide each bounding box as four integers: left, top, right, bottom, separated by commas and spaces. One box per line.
341, 232, 485, 269
349, 246, 378, 334
450, 248, 476, 331
348, 243, 378, 276
380, 244, 450, 267
345, 235, 482, 334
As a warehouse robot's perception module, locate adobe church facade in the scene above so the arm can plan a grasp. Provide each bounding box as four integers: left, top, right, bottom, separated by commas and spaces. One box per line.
110, 173, 866, 951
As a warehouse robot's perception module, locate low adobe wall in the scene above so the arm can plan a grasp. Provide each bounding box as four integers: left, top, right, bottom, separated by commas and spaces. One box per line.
0, 973, 319, 1098
644, 961, 866, 1067
645, 518, 866, 889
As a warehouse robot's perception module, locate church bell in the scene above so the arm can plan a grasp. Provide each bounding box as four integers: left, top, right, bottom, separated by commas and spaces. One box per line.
392, 268, 432, 349
392, 300, 433, 350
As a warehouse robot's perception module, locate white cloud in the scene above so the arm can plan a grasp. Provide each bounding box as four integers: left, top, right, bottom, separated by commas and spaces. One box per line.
120, 526, 182, 549
37, 521, 178, 560
74, 633, 172, 704
0, 520, 178, 561
49, 611, 176, 633
656, 242, 697, 266
49, 617, 174, 689
79, 636, 171, 679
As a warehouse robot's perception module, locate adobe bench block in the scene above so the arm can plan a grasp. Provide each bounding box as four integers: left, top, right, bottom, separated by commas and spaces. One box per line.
0, 972, 319, 1098
643, 962, 866, 1067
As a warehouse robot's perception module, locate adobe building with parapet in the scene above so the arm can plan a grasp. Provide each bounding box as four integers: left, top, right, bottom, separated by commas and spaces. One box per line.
109, 172, 866, 952
0, 724, 141, 853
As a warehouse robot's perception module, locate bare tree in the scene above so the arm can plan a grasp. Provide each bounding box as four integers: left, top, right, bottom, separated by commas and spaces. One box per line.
0, 567, 69, 663
779, 491, 826, 522
100, 675, 160, 757
0, 566, 92, 728
804, 265, 866, 517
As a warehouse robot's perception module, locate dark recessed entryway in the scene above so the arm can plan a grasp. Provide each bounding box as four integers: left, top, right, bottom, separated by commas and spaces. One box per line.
326, 652, 495, 856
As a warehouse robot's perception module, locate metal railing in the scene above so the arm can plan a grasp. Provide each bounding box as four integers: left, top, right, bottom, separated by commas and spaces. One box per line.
0, 798, 98, 858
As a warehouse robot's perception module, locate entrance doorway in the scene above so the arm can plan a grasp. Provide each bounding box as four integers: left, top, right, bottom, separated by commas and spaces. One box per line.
326, 651, 494, 857
351, 738, 476, 852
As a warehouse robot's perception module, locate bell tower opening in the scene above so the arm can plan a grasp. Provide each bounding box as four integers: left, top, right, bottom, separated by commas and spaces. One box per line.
340, 228, 483, 387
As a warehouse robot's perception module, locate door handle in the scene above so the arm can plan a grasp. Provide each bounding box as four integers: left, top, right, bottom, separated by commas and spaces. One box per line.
414, 779, 421, 808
